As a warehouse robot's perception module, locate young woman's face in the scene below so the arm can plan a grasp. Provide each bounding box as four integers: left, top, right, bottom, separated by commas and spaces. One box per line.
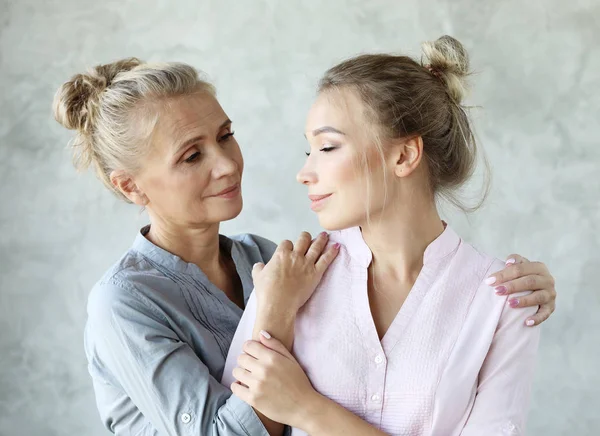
133, 92, 244, 228
298, 89, 395, 231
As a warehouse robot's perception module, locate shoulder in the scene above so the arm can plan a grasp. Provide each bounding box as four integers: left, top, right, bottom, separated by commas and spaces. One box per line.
88, 250, 166, 328
453, 240, 535, 319
453, 239, 505, 284
228, 233, 277, 263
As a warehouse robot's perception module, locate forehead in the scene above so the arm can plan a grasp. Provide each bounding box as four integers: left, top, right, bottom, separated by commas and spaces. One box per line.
305, 88, 367, 134
155, 92, 227, 142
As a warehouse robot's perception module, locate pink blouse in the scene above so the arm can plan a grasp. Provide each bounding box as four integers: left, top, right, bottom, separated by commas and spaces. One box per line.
223, 225, 540, 435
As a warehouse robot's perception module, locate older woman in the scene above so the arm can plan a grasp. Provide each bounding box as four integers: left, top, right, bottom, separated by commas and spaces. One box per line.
53, 58, 557, 436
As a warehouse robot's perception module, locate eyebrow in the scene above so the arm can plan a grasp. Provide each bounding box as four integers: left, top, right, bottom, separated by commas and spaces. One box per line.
174, 119, 233, 155
306, 126, 346, 138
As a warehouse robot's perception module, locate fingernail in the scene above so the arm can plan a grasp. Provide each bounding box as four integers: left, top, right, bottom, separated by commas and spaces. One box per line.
526, 319, 535, 326
509, 298, 519, 308
495, 285, 507, 295
334, 243, 340, 249
506, 258, 516, 265
320, 232, 328, 237
259, 330, 271, 339
484, 276, 496, 286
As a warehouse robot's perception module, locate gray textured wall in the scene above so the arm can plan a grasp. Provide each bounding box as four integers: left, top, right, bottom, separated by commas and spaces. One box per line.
1, 1, 598, 435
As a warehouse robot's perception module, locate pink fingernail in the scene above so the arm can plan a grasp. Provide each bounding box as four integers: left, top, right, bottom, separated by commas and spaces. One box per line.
495, 286, 507, 295
526, 319, 535, 326
260, 330, 271, 339
334, 243, 340, 249
484, 277, 496, 286
506, 258, 516, 265
509, 298, 519, 308
320, 232, 328, 237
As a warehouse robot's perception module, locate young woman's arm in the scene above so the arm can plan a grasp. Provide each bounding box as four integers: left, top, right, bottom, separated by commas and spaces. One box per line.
232, 334, 389, 436
459, 293, 540, 435
225, 231, 385, 435
243, 231, 339, 435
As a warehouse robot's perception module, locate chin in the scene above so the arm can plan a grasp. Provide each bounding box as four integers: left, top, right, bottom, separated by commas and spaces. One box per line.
317, 212, 355, 232
213, 198, 244, 223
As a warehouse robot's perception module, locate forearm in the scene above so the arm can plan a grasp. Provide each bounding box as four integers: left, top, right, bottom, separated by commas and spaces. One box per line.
251, 302, 297, 435
301, 393, 388, 436
253, 301, 297, 350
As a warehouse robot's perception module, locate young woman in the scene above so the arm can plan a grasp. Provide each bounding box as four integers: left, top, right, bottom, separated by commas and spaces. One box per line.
224, 36, 545, 435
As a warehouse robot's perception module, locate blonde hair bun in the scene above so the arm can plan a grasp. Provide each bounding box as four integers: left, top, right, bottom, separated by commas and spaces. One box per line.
421, 35, 471, 103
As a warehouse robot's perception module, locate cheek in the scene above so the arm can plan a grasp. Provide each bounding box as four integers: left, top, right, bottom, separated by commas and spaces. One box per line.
323, 151, 358, 187
157, 165, 212, 206
232, 141, 244, 174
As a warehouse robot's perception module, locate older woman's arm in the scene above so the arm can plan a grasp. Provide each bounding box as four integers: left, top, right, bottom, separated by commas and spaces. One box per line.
86, 279, 272, 436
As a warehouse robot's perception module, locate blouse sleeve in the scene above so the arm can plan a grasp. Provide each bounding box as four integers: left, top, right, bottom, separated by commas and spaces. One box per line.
86, 279, 268, 436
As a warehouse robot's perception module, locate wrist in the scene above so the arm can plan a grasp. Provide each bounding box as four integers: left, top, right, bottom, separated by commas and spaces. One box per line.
257, 299, 298, 321
254, 301, 297, 347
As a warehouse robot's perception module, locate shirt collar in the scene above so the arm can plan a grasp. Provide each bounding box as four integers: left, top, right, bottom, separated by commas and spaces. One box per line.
338, 222, 460, 268
131, 225, 244, 276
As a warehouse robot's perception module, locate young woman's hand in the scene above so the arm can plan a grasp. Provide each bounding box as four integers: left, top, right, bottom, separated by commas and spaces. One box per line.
231, 332, 321, 429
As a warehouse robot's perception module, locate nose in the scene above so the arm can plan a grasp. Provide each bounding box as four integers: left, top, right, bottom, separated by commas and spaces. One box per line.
296, 160, 317, 185
212, 147, 239, 179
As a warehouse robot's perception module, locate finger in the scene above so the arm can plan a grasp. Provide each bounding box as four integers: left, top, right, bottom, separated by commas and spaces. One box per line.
251, 262, 265, 281
235, 380, 249, 388
315, 243, 340, 274
232, 366, 255, 387
504, 254, 528, 266
525, 303, 555, 327
243, 339, 279, 361
293, 231, 313, 256
258, 330, 295, 360
507, 289, 550, 309
305, 232, 329, 263
231, 381, 251, 401
276, 239, 293, 253
493, 275, 554, 296
237, 352, 259, 372
485, 261, 548, 286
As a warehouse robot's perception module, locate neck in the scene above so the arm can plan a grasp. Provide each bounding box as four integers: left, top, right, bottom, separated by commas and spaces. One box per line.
145, 213, 223, 275
360, 199, 444, 281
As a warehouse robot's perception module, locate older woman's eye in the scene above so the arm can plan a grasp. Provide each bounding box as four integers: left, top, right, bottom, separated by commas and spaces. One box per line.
184, 151, 201, 163
320, 146, 337, 152
219, 131, 235, 142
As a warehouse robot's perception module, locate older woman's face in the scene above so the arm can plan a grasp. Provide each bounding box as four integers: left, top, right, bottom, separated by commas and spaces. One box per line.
135, 92, 244, 228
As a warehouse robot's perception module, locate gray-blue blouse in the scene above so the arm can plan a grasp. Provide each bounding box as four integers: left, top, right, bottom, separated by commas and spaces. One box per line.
84, 226, 277, 435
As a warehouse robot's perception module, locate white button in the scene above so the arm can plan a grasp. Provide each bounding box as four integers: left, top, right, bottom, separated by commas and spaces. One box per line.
374, 355, 384, 364
181, 413, 191, 424
371, 394, 381, 403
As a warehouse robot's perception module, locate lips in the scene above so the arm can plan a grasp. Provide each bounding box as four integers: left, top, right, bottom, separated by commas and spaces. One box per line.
308, 194, 332, 201
212, 183, 240, 197
309, 193, 332, 211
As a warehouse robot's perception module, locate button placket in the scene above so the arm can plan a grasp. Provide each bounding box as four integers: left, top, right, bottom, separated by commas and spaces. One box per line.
365, 346, 387, 428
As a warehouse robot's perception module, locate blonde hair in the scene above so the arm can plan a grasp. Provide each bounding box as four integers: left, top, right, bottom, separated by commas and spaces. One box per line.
53, 57, 215, 202
318, 35, 489, 212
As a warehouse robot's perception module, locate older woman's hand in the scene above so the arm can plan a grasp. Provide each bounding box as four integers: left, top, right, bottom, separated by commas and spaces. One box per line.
486, 254, 557, 326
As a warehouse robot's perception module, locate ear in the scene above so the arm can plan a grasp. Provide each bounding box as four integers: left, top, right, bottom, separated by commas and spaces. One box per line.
392, 136, 424, 178
110, 170, 149, 206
